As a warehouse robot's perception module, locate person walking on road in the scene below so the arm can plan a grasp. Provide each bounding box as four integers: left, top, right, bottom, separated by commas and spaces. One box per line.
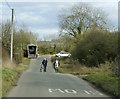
53, 59, 60, 72
42, 58, 48, 72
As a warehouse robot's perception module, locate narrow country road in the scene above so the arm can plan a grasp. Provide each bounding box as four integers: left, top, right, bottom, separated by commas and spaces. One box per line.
7, 56, 111, 97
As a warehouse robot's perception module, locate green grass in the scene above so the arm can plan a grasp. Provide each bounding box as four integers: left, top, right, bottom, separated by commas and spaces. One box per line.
84, 72, 120, 97
22, 58, 30, 65
2, 58, 30, 97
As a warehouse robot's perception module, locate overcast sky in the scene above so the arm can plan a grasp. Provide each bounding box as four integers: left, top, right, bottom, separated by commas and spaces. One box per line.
1, 0, 118, 41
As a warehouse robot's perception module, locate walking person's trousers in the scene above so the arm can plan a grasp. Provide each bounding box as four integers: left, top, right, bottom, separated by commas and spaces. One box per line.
44, 65, 47, 72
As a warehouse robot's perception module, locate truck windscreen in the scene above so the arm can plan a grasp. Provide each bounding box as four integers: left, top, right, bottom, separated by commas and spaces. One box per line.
29, 46, 36, 54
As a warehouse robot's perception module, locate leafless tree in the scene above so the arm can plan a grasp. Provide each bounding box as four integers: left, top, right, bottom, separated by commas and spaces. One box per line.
58, 3, 108, 37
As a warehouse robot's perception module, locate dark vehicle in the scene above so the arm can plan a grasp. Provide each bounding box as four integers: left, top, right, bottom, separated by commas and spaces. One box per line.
27, 44, 38, 58
24, 49, 28, 57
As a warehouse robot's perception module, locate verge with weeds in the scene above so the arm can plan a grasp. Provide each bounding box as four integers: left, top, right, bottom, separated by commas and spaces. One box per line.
2, 58, 30, 97
84, 72, 120, 97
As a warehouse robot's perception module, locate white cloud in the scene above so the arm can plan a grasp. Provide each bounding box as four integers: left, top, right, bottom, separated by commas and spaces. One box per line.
30, 28, 59, 40
39, 9, 50, 14
18, 12, 47, 24
92, 2, 118, 9
92, 2, 118, 28
38, 4, 49, 8
1, 0, 119, 2
33, 28, 59, 34
20, 4, 51, 14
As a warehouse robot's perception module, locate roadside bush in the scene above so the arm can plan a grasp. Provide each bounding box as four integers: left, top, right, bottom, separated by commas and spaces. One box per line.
71, 30, 118, 67
109, 58, 119, 77
13, 53, 22, 64
38, 45, 62, 55
51, 56, 56, 62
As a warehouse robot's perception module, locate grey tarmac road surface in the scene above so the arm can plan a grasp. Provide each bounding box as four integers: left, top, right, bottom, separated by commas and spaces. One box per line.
7, 56, 112, 97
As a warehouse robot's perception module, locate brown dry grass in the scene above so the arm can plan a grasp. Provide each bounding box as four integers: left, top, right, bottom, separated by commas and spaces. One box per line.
2, 47, 16, 68
59, 58, 113, 75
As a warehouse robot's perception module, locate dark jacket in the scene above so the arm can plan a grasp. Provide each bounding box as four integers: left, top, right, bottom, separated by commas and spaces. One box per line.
42, 60, 47, 67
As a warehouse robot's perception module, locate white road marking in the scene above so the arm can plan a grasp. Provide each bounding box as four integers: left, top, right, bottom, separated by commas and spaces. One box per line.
58, 89, 65, 93
64, 89, 77, 94
84, 90, 90, 94
49, 88, 103, 96
49, 89, 65, 93
99, 93, 103, 95
49, 89, 52, 93
89, 91, 96, 95
96, 91, 103, 95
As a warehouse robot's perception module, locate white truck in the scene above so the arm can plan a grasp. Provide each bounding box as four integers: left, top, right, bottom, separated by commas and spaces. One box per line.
27, 44, 38, 58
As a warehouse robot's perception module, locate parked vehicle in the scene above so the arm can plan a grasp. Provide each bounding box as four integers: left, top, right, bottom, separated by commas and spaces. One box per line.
24, 49, 28, 57
56, 52, 71, 57
27, 44, 38, 58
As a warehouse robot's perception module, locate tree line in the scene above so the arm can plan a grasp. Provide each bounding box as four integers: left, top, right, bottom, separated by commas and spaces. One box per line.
58, 3, 118, 68
2, 20, 37, 64
37, 41, 63, 55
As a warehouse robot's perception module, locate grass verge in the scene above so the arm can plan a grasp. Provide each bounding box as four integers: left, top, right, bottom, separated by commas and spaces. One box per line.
83, 72, 120, 97
2, 58, 30, 97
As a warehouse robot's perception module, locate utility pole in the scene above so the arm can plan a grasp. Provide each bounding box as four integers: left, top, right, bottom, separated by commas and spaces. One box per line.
11, 8, 14, 62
